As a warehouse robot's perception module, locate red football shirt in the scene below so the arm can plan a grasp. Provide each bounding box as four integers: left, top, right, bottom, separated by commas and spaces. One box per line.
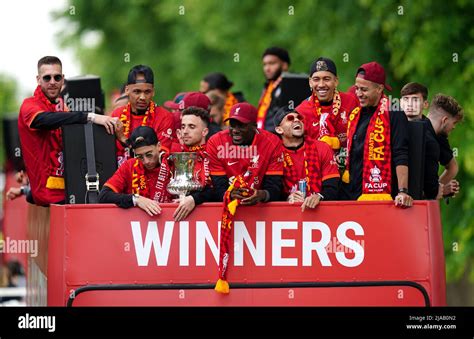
18, 87, 65, 205
282, 139, 340, 197
207, 129, 283, 189
296, 91, 358, 147
111, 103, 174, 165
104, 157, 171, 203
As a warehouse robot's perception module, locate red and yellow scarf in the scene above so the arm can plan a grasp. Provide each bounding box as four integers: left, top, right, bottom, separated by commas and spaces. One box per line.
215, 172, 256, 294
34, 86, 66, 189
119, 101, 156, 139
131, 152, 171, 203
343, 95, 392, 200
312, 90, 342, 150
256, 78, 282, 129
222, 92, 239, 126
283, 142, 322, 196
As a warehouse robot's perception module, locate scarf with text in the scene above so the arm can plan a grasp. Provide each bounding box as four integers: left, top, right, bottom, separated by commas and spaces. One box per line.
119, 101, 156, 139
312, 90, 342, 150
131, 151, 171, 203
343, 95, 392, 200
215, 170, 256, 294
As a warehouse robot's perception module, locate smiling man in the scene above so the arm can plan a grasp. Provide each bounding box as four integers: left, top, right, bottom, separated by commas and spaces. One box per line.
112, 65, 174, 166
206, 102, 283, 204
274, 107, 340, 211
296, 57, 358, 150
18, 56, 117, 206
340, 62, 412, 208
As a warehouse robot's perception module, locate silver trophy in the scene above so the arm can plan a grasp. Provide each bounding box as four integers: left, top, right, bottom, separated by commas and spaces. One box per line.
167, 152, 203, 197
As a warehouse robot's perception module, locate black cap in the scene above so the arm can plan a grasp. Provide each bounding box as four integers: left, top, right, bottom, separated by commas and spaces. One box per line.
309, 57, 337, 77
273, 106, 299, 128
129, 126, 158, 149
203, 72, 233, 91
127, 65, 154, 85
262, 46, 291, 65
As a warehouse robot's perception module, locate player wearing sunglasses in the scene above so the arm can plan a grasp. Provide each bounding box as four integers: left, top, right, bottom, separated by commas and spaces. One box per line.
18, 56, 117, 206
274, 107, 340, 211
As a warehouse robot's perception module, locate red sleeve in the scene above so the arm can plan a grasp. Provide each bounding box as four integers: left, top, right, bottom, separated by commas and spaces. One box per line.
20, 99, 45, 128
154, 107, 174, 152
318, 142, 340, 181
110, 106, 123, 119
104, 160, 131, 193
207, 134, 226, 176
265, 136, 284, 176
170, 142, 183, 153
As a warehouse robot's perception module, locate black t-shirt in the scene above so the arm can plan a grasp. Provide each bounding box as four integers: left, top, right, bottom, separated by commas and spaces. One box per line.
422, 119, 440, 199
340, 107, 409, 200
421, 115, 453, 166
438, 134, 453, 166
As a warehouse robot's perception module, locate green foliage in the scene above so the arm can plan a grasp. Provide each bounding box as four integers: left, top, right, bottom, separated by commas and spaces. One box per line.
57, 0, 474, 281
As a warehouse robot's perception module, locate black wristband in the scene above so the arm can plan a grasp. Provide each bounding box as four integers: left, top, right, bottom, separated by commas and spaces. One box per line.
398, 188, 409, 194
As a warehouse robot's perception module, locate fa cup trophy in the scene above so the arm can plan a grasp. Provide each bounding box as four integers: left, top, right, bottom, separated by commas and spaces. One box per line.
167, 152, 203, 197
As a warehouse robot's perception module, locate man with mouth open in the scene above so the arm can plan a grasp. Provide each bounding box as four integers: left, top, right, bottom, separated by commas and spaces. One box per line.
18, 56, 117, 206
274, 107, 340, 211
340, 62, 412, 207
112, 65, 174, 166
296, 57, 359, 151
206, 102, 284, 204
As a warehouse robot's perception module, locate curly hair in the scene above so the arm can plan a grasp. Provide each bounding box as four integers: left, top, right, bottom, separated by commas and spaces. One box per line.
431, 94, 463, 121
182, 107, 211, 127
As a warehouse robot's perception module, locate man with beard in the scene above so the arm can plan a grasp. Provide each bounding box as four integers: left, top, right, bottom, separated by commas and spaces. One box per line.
207, 102, 283, 204
296, 57, 358, 152
274, 108, 339, 211
112, 65, 174, 166
256, 46, 291, 133
423, 94, 463, 199
18, 56, 117, 206
99, 126, 172, 217
171, 106, 214, 221
340, 62, 412, 207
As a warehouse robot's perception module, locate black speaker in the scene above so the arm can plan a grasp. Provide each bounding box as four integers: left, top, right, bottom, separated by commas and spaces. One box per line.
64, 75, 105, 114
62, 124, 117, 204
2, 116, 25, 172
408, 121, 426, 200
279, 72, 312, 108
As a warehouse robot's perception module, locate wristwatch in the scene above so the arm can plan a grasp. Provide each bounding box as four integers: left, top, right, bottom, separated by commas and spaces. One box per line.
132, 194, 140, 206
398, 188, 410, 195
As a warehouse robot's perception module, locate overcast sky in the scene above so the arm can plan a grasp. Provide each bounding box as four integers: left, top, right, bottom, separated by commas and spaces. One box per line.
0, 0, 80, 99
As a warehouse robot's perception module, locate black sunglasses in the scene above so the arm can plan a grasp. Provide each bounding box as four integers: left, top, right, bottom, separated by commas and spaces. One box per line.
42, 74, 63, 82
